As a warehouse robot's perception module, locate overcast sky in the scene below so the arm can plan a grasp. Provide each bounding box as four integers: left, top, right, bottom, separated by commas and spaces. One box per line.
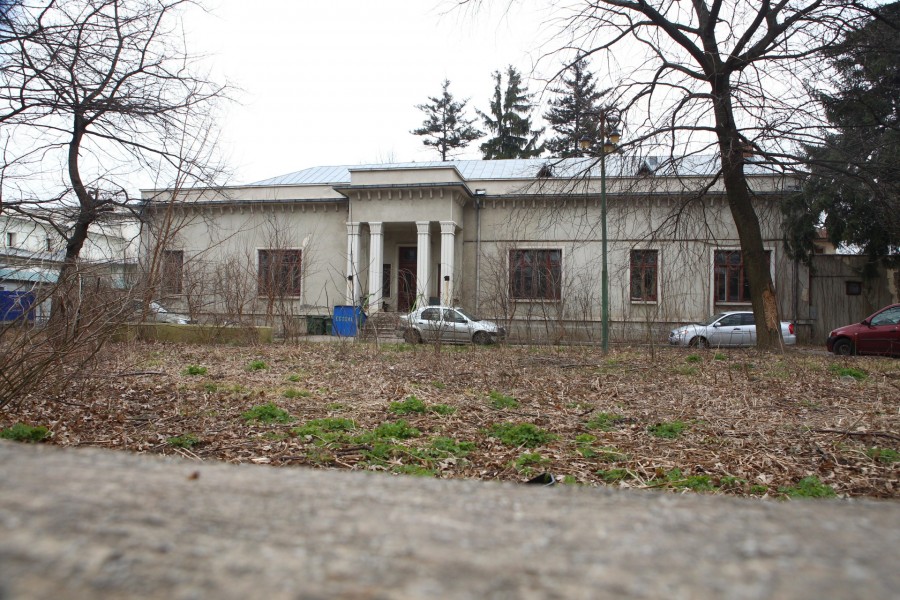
188, 1, 560, 185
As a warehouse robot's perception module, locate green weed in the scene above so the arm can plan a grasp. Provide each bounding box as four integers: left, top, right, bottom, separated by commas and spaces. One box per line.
391, 464, 436, 477
429, 437, 475, 457
247, 360, 268, 371
778, 476, 836, 498
596, 468, 631, 483
489, 391, 519, 409
686, 354, 702, 363
282, 388, 310, 399
293, 417, 356, 439
182, 365, 207, 376
390, 396, 427, 415
648, 420, 688, 439
674, 365, 699, 376
167, 434, 200, 448
828, 364, 867, 381
373, 420, 420, 440
750, 484, 769, 495
430, 404, 456, 416
585, 412, 622, 431
0, 423, 50, 443
866, 447, 899, 463
286, 374, 302, 383
713, 352, 727, 361
514, 452, 549, 473
487, 422, 556, 448
241, 402, 294, 424
203, 383, 218, 393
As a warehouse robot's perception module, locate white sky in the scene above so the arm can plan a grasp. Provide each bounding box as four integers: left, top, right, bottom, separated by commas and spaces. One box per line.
187, 0, 560, 186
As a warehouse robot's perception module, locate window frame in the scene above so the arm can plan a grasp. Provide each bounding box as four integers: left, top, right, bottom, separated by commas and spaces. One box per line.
508, 248, 563, 301
160, 249, 184, 295
257, 248, 303, 297
713, 248, 772, 305
629, 249, 659, 303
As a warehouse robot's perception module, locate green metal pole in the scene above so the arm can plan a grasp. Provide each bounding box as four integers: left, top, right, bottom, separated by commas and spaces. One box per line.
600, 142, 609, 354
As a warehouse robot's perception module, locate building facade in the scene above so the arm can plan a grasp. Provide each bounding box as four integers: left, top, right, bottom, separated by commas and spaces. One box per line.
143, 157, 864, 342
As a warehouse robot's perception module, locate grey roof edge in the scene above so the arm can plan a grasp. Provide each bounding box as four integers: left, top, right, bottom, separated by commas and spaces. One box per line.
142, 197, 348, 208
333, 182, 474, 197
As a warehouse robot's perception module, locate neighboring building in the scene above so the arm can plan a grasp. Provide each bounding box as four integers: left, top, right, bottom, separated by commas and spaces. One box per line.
0, 212, 141, 320
141, 156, 894, 343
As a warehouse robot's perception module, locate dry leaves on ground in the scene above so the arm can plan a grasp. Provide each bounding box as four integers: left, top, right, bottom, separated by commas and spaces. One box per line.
3, 340, 898, 499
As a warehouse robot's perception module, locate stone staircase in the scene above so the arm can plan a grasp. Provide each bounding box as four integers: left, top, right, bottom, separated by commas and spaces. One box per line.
359, 311, 402, 341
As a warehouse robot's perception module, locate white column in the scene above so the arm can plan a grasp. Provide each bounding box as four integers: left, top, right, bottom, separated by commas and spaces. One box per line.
439, 220, 456, 306
367, 222, 384, 313
346, 222, 360, 305
415, 221, 431, 307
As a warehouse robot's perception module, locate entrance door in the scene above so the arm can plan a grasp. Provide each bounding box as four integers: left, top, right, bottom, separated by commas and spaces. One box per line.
397, 247, 417, 312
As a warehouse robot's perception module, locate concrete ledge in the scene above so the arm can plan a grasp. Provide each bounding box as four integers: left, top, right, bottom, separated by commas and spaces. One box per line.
0, 441, 897, 599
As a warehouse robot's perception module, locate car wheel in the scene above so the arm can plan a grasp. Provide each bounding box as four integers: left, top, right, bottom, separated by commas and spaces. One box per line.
403, 329, 421, 344
832, 338, 854, 356
473, 331, 491, 345
690, 336, 709, 349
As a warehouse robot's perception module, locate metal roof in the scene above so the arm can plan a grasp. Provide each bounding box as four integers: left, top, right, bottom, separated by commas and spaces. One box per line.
247, 156, 784, 188
0, 266, 58, 284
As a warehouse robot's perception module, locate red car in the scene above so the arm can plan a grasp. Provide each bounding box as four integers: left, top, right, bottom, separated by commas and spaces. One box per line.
826, 303, 900, 357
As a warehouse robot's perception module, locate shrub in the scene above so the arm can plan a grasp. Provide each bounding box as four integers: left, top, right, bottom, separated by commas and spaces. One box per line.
648, 421, 688, 439
488, 391, 518, 409
390, 396, 427, 415
778, 476, 837, 498
487, 422, 556, 448
0, 423, 50, 443
241, 403, 294, 424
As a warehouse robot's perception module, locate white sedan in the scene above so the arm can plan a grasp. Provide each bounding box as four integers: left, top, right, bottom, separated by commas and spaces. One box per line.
669, 311, 796, 348
398, 305, 505, 345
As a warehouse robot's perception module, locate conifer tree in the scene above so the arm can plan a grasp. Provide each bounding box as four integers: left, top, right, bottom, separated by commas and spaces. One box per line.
478, 66, 544, 159
544, 59, 608, 157
411, 79, 482, 161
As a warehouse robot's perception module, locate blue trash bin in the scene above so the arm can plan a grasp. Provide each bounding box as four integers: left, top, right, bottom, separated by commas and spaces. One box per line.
332, 305, 365, 337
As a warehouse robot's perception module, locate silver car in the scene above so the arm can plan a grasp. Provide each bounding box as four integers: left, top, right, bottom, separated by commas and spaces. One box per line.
668, 311, 796, 348
398, 305, 505, 345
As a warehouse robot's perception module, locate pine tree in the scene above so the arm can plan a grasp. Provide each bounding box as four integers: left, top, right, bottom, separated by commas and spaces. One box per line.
411, 79, 483, 161
544, 59, 608, 157
478, 66, 544, 159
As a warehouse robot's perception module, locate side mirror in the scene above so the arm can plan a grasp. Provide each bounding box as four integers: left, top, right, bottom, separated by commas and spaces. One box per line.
861, 319, 870, 326
712, 322, 721, 328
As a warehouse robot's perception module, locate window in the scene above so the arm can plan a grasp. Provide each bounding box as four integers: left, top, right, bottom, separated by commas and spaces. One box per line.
845, 281, 862, 296
6, 232, 15, 247
258, 249, 302, 296
420, 308, 441, 321
630, 250, 658, 302
714, 250, 770, 303
161, 250, 184, 295
510, 249, 562, 300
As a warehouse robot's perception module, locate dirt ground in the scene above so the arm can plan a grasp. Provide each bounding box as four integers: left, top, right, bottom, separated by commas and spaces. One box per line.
3, 340, 898, 499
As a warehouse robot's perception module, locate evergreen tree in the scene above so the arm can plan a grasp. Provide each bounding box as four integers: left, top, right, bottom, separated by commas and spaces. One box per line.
411, 79, 483, 161
784, 2, 900, 264
478, 66, 544, 159
544, 59, 608, 157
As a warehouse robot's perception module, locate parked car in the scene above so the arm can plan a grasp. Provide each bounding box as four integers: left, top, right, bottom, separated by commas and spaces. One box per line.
668, 311, 796, 348
131, 300, 192, 325
826, 303, 900, 357
398, 305, 505, 345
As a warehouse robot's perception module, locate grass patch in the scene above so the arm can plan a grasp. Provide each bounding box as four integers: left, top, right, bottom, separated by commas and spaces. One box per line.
428, 436, 475, 458
293, 417, 357, 439
866, 447, 899, 463
685, 354, 702, 363
0, 423, 50, 443
713, 352, 727, 361
166, 433, 200, 448
648, 420, 688, 439
286, 374, 302, 383
247, 359, 268, 371
432, 381, 446, 390
596, 468, 631, 483
241, 402, 294, 424
778, 476, 836, 498
585, 412, 622, 431
828, 364, 867, 381
514, 452, 549, 473
487, 422, 556, 448
182, 365, 208, 376
390, 396, 427, 415
662, 468, 717, 492
372, 420, 420, 440
282, 388, 311, 399
488, 390, 519, 409
673, 365, 699, 376
202, 383, 218, 393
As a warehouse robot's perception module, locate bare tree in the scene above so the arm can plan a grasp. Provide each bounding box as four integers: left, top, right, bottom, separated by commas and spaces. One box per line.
464, 1, 873, 350
0, 0, 228, 332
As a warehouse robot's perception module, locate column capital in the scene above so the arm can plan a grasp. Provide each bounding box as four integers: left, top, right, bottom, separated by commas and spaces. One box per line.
346, 222, 361, 235
415, 221, 431, 235
369, 221, 383, 235
439, 220, 457, 235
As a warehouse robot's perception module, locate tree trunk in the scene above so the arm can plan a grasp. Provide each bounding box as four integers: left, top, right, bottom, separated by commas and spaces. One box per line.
712, 81, 783, 351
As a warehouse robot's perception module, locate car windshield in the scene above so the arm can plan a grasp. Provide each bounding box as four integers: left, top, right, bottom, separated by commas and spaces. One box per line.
698, 313, 726, 326
455, 308, 479, 322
